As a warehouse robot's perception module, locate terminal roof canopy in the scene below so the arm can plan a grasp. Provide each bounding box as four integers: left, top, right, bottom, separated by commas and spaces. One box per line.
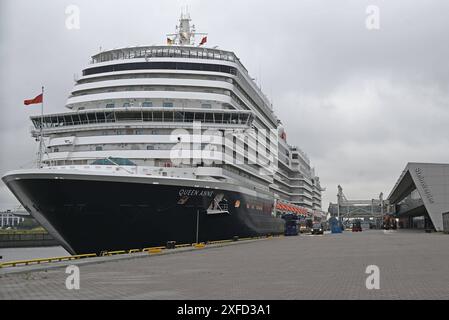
388, 169, 415, 204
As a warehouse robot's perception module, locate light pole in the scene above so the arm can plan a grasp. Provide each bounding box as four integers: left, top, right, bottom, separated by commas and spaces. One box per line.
196, 208, 200, 244
380, 192, 384, 229
337, 186, 341, 225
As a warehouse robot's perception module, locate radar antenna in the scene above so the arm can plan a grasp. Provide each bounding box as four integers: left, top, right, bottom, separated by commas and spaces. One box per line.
166, 9, 208, 46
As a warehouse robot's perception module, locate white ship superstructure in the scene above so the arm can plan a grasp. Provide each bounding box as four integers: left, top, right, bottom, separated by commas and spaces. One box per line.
35, 13, 277, 192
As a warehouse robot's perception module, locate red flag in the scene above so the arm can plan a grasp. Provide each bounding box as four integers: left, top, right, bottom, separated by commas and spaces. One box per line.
199, 36, 207, 46
24, 93, 43, 106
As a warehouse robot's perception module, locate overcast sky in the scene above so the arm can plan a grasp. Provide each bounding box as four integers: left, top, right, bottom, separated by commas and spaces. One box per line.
1, 0, 449, 210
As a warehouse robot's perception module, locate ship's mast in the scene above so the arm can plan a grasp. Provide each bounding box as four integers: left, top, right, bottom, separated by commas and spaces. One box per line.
167, 9, 207, 46
178, 11, 193, 46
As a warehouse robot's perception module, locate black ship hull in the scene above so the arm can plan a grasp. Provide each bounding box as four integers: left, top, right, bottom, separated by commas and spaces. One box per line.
3, 170, 285, 254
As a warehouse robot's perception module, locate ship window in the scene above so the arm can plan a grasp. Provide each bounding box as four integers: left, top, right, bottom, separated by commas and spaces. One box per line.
83, 62, 238, 76
174, 111, 184, 122
163, 102, 173, 108
95, 146, 103, 151
201, 104, 212, 109
147, 145, 155, 150
142, 101, 152, 108
164, 112, 174, 122
106, 103, 115, 108
153, 112, 163, 121
194, 113, 205, 121
185, 112, 194, 122
92, 158, 136, 166
53, 147, 59, 152
123, 102, 130, 108
205, 113, 214, 123
223, 113, 231, 123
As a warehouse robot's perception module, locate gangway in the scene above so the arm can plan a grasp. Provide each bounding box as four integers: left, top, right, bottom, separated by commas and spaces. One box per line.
328, 185, 388, 227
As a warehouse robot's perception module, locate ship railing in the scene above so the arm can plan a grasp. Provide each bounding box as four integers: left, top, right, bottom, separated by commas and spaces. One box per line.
41, 164, 203, 180
90, 46, 242, 70
31, 109, 254, 132
105, 157, 135, 174
33, 121, 246, 134
207, 199, 229, 215
218, 203, 228, 211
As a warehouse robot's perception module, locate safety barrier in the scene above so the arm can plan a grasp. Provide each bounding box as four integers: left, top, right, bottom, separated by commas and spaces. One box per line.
0, 234, 282, 269
101, 250, 127, 256
147, 248, 163, 254
207, 239, 233, 245
142, 246, 165, 252
174, 243, 192, 248
0, 253, 96, 268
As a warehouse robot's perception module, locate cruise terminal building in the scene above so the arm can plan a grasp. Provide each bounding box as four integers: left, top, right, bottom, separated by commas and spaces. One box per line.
388, 163, 449, 231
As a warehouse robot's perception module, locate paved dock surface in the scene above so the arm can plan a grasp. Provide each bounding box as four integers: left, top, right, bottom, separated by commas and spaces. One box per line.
1, 230, 449, 299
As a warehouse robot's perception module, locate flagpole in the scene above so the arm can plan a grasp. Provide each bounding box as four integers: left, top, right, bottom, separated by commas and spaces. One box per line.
39, 86, 44, 168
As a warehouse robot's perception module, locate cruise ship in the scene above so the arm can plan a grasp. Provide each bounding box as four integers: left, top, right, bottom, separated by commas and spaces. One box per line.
2, 12, 324, 254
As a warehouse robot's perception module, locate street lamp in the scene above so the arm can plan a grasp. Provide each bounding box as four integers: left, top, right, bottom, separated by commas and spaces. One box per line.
196, 208, 200, 244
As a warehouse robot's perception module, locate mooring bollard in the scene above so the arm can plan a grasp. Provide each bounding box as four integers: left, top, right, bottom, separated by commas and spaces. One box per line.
166, 241, 176, 249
